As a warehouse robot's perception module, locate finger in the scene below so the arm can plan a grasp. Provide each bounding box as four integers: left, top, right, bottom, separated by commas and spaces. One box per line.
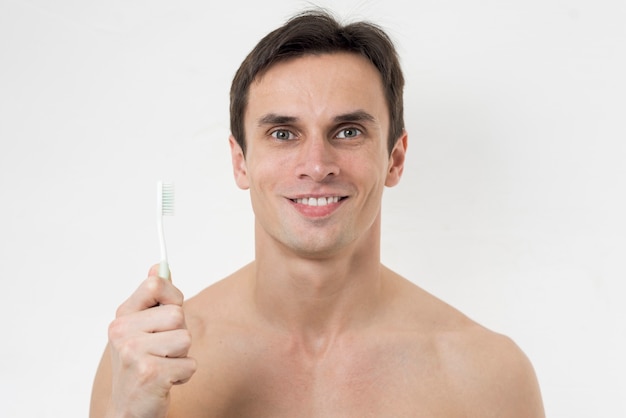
117, 273, 184, 316
151, 356, 197, 386
109, 304, 186, 339
170, 356, 197, 385
144, 328, 193, 359
124, 354, 197, 389
149, 263, 172, 282
111, 328, 192, 367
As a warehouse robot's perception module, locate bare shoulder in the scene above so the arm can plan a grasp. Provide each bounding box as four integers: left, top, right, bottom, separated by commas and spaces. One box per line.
181, 263, 254, 330
386, 268, 545, 417
438, 325, 545, 417
168, 264, 257, 416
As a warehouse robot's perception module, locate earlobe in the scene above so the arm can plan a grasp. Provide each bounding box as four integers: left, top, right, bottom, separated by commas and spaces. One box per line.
229, 136, 250, 190
385, 131, 407, 187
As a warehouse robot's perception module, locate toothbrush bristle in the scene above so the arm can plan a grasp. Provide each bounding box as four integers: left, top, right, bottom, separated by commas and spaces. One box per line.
160, 182, 175, 216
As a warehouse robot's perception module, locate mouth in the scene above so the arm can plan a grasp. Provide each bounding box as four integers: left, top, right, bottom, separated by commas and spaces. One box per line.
290, 196, 346, 207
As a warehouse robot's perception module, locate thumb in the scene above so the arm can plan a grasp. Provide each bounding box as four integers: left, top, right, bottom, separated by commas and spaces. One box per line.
150, 262, 172, 282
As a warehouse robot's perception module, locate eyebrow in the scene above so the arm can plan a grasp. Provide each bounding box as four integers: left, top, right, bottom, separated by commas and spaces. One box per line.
257, 110, 376, 126
333, 110, 376, 124
258, 113, 298, 126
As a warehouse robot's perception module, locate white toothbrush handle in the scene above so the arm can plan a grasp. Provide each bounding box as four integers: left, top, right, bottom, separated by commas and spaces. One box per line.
159, 259, 170, 281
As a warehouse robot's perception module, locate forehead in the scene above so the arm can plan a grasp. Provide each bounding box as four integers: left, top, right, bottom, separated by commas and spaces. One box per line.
246, 52, 388, 124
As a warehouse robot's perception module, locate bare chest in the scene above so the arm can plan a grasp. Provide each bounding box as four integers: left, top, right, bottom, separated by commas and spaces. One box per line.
175, 335, 463, 418
238, 356, 456, 417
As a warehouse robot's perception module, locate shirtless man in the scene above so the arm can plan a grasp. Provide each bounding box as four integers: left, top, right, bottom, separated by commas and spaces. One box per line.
90, 10, 545, 417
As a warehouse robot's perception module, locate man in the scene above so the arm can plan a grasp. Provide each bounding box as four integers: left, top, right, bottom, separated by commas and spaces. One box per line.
90, 10, 544, 417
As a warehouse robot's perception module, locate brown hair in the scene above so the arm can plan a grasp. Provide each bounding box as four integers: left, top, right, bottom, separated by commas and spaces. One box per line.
229, 9, 405, 155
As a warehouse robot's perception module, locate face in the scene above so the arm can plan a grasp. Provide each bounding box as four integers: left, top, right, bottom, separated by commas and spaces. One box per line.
230, 52, 407, 258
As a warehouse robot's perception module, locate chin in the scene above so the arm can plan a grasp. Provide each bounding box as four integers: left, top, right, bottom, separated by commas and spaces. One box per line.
282, 233, 356, 259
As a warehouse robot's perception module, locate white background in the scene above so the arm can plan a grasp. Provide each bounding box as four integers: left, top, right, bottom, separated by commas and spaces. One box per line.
1, 0, 625, 416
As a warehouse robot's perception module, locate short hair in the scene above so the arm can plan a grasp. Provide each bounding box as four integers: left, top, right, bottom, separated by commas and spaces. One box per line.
229, 9, 405, 155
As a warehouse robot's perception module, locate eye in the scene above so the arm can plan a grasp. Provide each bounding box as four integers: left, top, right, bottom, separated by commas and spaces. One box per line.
336, 127, 362, 139
270, 129, 296, 141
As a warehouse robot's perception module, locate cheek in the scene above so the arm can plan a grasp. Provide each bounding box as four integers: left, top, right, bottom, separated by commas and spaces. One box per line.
354, 151, 389, 182
249, 149, 296, 180
245, 157, 284, 198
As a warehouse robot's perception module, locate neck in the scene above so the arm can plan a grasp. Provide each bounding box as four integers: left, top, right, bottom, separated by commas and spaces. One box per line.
251, 216, 385, 348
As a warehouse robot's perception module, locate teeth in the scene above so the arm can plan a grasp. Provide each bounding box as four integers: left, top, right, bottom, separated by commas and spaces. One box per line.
295, 197, 341, 206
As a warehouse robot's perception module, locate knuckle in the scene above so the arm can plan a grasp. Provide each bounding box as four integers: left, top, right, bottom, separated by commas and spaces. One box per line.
108, 317, 127, 341
169, 330, 192, 358
184, 357, 198, 379
145, 275, 165, 295
167, 305, 186, 327
174, 358, 198, 385
116, 336, 140, 365
135, 357, 159, 384
157, 305, 186, 329
189, 357, 198, 373
114, 299, 133, 318
114, 304, 124, 318
179, 329, 193, 349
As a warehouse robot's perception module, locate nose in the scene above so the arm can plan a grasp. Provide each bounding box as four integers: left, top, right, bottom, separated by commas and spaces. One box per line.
295, 135, 340, 182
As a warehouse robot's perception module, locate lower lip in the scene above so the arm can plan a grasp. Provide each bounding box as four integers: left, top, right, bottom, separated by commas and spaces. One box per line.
289, 199, 344, 218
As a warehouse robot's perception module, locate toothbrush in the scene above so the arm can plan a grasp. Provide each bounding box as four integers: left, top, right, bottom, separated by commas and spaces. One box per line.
157, 181, 174, 280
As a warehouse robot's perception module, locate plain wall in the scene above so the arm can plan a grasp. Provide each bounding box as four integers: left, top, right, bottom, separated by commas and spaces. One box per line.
1, 0, 624, 416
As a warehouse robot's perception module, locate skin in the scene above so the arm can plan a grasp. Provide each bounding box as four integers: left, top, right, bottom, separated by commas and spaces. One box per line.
90, 53, 545, 417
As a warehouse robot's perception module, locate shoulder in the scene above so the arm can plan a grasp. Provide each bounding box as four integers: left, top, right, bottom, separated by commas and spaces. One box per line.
182, 263, 254, 331
385, 268, 545, 417
169, 265, 258, 415
438, 326, 545, 417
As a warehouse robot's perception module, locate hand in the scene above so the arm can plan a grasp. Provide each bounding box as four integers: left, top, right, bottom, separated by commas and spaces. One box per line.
105, 265, 197, 418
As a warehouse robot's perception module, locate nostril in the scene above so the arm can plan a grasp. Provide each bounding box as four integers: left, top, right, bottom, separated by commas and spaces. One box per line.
294, 141, 341, 181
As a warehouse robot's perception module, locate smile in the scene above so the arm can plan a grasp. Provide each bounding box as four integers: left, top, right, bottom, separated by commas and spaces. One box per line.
291, 196, 344, 206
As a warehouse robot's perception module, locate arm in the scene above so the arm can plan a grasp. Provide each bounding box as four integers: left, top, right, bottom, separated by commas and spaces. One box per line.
459, 331, 545, 418
89, 265, 197, 418
488, 335, 545, 417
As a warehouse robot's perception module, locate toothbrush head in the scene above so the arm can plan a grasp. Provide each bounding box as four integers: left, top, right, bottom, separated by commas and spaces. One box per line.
157, 181, 174, 280
158, 181, 175, 216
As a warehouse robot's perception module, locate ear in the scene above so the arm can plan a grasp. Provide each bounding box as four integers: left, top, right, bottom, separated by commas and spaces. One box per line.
385, 130, 407, 187
229, 135, 249, 190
